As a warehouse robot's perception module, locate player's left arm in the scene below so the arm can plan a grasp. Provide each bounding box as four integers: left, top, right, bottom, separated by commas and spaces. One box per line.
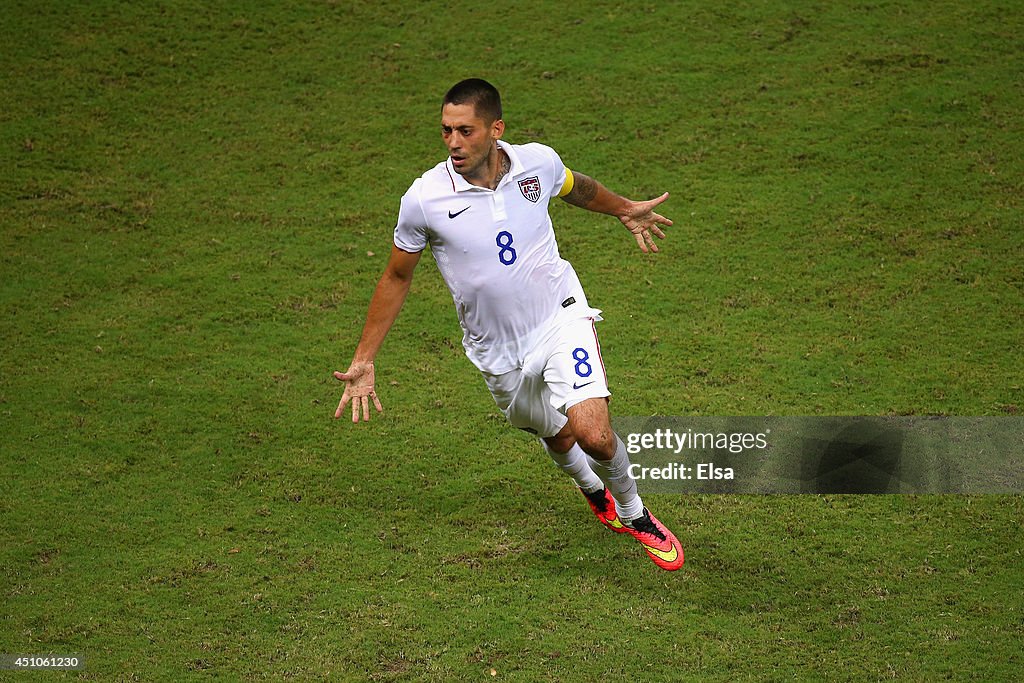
559, 170, 672, 253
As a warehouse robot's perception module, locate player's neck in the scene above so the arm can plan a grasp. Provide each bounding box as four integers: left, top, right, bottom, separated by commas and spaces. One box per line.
465, 146, 509, 190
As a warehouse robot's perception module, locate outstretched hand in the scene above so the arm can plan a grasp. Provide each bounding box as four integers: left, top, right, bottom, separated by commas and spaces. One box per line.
618, 192, 672, 253
334, 361, 383, 423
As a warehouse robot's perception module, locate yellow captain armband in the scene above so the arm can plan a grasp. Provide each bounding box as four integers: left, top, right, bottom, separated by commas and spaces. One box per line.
557, 168, 575, 197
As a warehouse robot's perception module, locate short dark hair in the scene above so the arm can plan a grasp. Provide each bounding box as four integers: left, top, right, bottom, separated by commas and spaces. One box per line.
442, 78, 502, 123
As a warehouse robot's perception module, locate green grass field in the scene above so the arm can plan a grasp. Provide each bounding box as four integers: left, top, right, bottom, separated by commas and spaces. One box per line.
2, 0, 1023, 679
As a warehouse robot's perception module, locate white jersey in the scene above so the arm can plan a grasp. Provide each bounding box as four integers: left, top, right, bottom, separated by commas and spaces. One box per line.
394, 140, 595, 374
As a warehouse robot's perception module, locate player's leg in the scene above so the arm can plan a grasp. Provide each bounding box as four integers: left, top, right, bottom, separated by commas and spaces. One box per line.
549, 319, 683, 570
566, 397, 644, 521
544, 317, 645, 521
483, 367, 605, 495
567, 398, 683, 569
540, 424, 604, 494
529, 317, 641, 533
541, 424, 624, 532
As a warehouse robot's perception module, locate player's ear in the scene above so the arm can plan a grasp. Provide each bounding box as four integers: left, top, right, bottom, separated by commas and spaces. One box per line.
492, 118, 505, 140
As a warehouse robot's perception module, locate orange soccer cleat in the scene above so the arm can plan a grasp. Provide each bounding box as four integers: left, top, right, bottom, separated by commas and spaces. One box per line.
623, 508, 684, 571
579, 487, 627, 533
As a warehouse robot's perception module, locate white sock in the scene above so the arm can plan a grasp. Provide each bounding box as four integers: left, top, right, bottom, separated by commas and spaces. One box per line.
586, 435, 645, 522
541, 440, 604, 493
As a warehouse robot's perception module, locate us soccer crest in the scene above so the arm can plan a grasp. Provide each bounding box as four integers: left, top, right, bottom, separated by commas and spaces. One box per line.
518, 176, 541, 203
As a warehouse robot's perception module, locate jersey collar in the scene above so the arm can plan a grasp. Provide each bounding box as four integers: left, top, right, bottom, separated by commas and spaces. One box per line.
446, 140, 525, 193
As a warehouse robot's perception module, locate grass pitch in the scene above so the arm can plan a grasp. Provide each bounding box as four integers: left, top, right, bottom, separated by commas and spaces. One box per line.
2, 1, 1022, 680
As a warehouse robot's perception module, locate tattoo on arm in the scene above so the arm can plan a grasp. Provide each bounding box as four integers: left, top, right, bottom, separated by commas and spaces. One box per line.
562, 171, 598, 208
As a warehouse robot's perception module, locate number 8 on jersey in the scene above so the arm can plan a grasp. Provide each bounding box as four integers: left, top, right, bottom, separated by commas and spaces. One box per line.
496, 230, 517, 266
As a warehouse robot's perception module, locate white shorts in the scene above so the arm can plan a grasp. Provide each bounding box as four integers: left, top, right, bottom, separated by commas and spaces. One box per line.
482, 312, 610, 438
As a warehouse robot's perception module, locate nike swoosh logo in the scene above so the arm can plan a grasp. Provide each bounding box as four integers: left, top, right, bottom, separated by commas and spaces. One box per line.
640, 542, 679, 563
607, 518, 624, 529
448, 206, 470, 219
573, 381, 595, 390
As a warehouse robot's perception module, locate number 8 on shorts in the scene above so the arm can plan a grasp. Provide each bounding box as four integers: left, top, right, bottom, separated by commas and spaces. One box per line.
572, 348, 592, 378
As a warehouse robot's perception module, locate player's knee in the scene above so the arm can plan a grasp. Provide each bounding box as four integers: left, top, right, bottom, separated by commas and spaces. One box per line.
574, 423, 615, 460
542, 433, 575, 455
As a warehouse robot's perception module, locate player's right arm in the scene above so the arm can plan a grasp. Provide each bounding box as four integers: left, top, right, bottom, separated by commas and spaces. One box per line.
334, 245, 422, 423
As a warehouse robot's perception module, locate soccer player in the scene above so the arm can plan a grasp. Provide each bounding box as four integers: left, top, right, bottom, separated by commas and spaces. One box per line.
334, 78, 683, 570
